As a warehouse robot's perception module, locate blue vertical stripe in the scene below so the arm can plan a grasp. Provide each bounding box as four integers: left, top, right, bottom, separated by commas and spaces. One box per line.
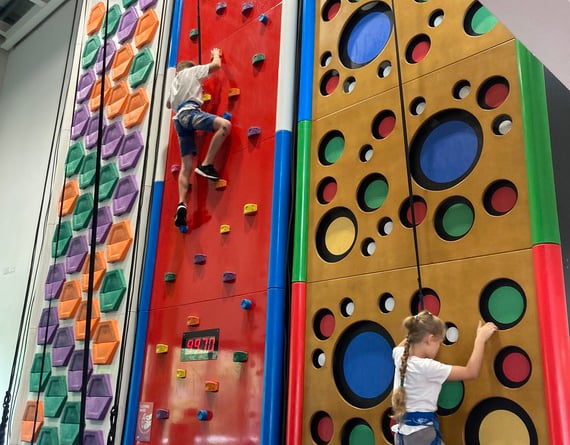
298, 0, 315, 121
168, 0, 184, 68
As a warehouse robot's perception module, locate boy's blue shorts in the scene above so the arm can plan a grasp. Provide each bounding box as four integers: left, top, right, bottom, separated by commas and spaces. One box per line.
173, 109, 217, 156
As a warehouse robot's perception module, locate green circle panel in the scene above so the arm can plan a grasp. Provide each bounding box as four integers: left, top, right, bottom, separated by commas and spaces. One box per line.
442, 202, 474, 237
488, 285, 525, 325
364, 179, 388, 210
349, 424, 374, 445
324, 136, 344, 164
438, 380, 464, 411
470, 5, 498, 35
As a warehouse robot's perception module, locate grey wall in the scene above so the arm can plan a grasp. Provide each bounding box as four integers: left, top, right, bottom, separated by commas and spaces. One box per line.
0, 0, 75, 397
0, 49, 8, 92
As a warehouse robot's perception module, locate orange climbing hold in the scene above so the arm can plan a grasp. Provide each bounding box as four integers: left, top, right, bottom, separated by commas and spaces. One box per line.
134, 9, 159, 49
106, 220, 134, 263
111, 44, 134, 81
106, 81, 130, 120
58, 180, 79, 216
89, 75, 112, 112
215, 179, 227, 190
86, 2, 105, 36
81, 251, 106, 291
93, 319, 120, 364
75, 298, 101, 340
124, 88, 149, 128
21, 400, 43, 442
58, 280, 82, 319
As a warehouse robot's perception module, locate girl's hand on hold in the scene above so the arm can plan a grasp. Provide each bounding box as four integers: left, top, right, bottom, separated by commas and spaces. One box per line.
476, 320, 497, 343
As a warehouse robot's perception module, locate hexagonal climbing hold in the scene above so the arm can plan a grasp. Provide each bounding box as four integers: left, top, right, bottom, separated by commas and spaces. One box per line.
81, 251, 106, 291
72, 193, 94, 230
58, 280, 82, 320
118, 130, 143, 171
60, 402, 81, 445
52, 326, 75, 367
100, 4, 122, 37
37, 426, 59, 445
100, 269, 127, 311
79, 153, 97, 189
86, 2, 105, 36
59, 180, 79, 216
98, 164, 119, 202
124, 88, 149, 128
65, 141, 85, 178
52, 221, 72, 258
102, 121, 124, 159
38, 307, 59, 345
76, 70, 96, 104
71, 105, 90, 140
134, 9, 158, 49
89, 206, 113, 243
45, 262, 65, 300
89, 75, 111, 112
140, 0, 158, 10
85, 113, 106, 150
21, 400, 43, 443
44, 375, 68, 417
93, 319, 120, 364
106, 81, 129, 120
82, 35, 101, 69
30, 352, 51, 392
117, 7, 139, 44
106, 221, 133, 263
86, 374, 113, 420
67, 350, 92, 392
122, 0, 137, 7
75, 298, 101, 340
95, 40, 116, 76
129, 48, 154, 89
111, 43, 134, 81
66, 235, 89, 273
112, 175, 139, 216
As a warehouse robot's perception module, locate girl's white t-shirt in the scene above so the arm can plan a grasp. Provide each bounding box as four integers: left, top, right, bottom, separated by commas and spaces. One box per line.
169, 64, 210, 113
391, 346, 452, 435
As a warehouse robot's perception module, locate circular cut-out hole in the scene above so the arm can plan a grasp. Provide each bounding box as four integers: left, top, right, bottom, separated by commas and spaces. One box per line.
320, 70, 340, 96
494, 346, 532, 389
361, 238, 376, 256
318, 131, 345, 166
322, 0, 341, 22
313, 349, 326, 368
400, 196, 427, 228
357, 173, 389, 212
429, 9, 444, 27
311, 411, 334, 445
340, 298, 355, 317
406, 34, 431, 63
453, 80, 471, 99
410, 97, 426, 115
411, 289, 441, 315
317, 177, 338, 205
344, 76, 356, 93
438, 381, 464, 415
484, 180, 518, 216
379, 293, 395, 313
314, 309, 336, 340
342, 419, 376, 445
378, 217, 393, 236
435, 196, 475, 241
492, 114, 512, 135
359, 145, 374, 162
378, 60, 392, 78
478, 76, 509, 109
321, 51, 333, 67
372, 110, 396, 139
316, 207, 358, 262
444, 322, 459, 345
480, 279, 526, 329
381, 409, 397, 444
464, 1, 499, 36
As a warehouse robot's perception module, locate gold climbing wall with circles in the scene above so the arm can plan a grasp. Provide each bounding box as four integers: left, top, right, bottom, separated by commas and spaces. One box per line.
305, 0, 549, 444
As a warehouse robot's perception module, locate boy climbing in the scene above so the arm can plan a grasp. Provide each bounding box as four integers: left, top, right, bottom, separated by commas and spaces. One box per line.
167, 48, 232, 228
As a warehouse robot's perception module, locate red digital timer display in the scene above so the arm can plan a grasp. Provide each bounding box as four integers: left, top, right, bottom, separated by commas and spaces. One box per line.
180, 328, 220, 361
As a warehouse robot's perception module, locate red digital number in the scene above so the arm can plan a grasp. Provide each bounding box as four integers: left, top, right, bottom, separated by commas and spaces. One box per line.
186, 338, 194, 349
206, 337, 215, 352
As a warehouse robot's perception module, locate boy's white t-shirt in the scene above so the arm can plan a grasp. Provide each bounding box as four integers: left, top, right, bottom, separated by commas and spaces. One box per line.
391, 346, 452, 435
169, 64, 210, 114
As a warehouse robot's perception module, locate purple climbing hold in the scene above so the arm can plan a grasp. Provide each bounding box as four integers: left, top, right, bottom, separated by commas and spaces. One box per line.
242, 2, 254, 15
222, 271, 236, 283
112, 175, 139, 216
66, 235, 89, 274
68, 350, 93, 392
247, 126, 261, 138
52, 326, 75, 367
37, 307, 59, 345
216, 2, 227, 14
118, 130, 144, 171
86, 374, 113, 420
45, 263, 66, 300
140, 0, 158, 11
84, 430, 105, 445
117, 7, 139, 43
95, 40, 116, 75
156, 409, 169, 419
71, 105, 90, 140
194, 254, 206, 265
85, 114, 106, 150
76, 70, 96, 104
102, 121, 124, 159
88, 206, 113, 244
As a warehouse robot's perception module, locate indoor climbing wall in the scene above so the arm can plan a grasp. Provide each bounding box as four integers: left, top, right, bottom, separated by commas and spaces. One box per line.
134, 1, 283, 444
297, 1, 565, 444
17, 0, 164, 444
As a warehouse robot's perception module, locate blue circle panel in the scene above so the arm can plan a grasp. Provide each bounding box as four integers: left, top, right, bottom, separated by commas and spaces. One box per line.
347, 11, 392, 65
342, 331, 393, 399
419, 120, 480, 184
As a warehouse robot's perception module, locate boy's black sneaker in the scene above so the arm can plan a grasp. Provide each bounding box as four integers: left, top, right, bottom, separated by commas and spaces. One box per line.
195, 164, 220, 181
174, 203, 187, 227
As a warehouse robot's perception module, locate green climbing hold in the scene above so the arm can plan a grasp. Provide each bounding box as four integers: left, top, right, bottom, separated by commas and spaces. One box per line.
100, 269, 127, 312
82, 35, 101, 69
129, 47, 154, 89
51, 221, 72, 258
98, 163, 119, 202
65, 142, 85, 178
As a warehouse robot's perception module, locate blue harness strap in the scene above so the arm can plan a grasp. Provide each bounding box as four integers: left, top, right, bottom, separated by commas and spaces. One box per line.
397, 412, 441, 445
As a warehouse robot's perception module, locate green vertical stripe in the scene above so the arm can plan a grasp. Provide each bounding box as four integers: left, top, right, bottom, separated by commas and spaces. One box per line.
292, 120, 312, 282
516, 42, 560, 244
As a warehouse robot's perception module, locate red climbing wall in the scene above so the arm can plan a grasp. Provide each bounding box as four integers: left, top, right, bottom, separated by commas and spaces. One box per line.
136, 1, 282, 443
